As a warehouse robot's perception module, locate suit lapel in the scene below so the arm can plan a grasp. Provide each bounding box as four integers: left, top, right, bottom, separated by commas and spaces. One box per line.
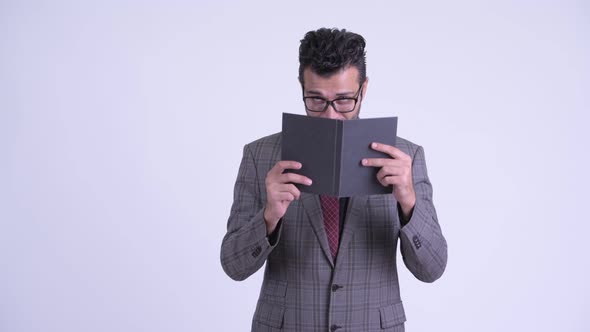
336, 195, 368, 267
300, 192, 335, 267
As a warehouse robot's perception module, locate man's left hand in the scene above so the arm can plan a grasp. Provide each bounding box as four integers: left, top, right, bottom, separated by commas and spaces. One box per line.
362, 142, 416, 220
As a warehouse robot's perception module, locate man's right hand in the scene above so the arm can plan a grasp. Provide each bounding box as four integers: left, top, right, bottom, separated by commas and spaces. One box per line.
264, 161, 312, 234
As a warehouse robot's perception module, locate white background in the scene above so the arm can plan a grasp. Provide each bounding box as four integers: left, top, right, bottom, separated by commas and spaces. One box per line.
1, 0, 589, 331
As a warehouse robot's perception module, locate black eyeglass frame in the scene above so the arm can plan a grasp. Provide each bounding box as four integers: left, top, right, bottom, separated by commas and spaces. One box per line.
302, 83, 364, 114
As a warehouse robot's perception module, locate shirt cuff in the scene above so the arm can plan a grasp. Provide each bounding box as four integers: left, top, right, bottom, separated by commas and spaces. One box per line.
266, 218, 283, 246
398, 202, 413, 228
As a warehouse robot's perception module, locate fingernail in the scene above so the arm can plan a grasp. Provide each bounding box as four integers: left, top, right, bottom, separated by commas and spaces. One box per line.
372, 142, 377, 148
362, 159, 368, 165
307, 179, 312, 185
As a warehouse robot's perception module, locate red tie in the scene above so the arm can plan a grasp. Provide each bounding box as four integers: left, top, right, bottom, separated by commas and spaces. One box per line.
320, 195, 339, 260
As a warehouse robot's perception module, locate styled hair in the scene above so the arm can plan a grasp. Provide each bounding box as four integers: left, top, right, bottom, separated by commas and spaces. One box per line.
298, 28, 367, 86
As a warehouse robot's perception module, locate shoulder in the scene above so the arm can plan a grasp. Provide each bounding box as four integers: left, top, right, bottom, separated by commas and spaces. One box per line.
241, 133, 282, 169
244, 132, 281, 154
246, 132, 281, 147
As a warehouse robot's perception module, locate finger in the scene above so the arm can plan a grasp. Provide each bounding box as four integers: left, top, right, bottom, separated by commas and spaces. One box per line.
270, 183, 301, 198
379, 174, 402, 187
277, 183, 301, 200
375, 172, 404, 188
362, 158, 401, 168
270, 160, 302, 175
370, 142, 410, 160
274, 191, 296, 202
375, 172, 392, 187
376, 165, 403, 180
280, 172, 312, 186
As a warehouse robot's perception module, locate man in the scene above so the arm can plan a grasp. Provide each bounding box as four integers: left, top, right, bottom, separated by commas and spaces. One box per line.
221, 28, 447, 332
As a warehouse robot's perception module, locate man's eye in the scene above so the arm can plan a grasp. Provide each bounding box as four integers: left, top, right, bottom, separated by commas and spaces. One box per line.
311, 98, 326, 104
334, 98, 354, 106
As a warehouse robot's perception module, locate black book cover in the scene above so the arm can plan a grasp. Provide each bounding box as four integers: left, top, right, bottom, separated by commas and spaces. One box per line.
281, 113, 398, 197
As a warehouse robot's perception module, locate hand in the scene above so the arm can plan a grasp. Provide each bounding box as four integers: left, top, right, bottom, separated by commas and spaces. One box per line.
264, 161, 312, 234
362, 142, 416, 219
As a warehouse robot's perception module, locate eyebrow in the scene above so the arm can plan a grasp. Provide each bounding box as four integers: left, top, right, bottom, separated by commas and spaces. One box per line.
305, 90, 356, 97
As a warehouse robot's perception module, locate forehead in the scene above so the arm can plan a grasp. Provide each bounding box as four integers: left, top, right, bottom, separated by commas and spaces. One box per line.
302, 66, 360, 90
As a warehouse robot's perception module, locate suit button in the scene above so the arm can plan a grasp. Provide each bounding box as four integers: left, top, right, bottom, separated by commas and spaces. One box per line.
331, 284, 343, 292
330, 324, 342, 331
251, 246, 262, 257
412, 235, 422, 249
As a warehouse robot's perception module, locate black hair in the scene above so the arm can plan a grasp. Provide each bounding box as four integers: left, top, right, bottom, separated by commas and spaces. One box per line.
298, 28, 367, 86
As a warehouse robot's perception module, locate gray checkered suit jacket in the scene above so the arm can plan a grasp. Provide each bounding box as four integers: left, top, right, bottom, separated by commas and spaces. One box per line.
221, 133, 447, 332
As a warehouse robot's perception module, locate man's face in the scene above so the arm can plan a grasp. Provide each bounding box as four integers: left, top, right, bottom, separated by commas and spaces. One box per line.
302, 66, 368, 120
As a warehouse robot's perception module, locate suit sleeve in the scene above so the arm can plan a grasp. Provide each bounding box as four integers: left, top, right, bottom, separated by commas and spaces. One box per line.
220, 144, 283, 281
399, 145, 448, 282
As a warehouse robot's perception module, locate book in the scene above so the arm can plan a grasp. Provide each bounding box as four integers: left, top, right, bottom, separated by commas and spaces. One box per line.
281, 113, 398, 197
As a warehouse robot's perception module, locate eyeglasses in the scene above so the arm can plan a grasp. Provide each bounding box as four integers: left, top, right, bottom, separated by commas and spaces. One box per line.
302, 83, 363, 113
